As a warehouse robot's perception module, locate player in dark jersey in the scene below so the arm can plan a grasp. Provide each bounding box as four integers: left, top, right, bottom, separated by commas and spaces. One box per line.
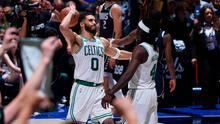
99, 0, 122, 39
98, 0, 123, 97
156, 30, 176, 97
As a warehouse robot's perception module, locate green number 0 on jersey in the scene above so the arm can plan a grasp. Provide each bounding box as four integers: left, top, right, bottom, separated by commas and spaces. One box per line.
91, 58, 99, 71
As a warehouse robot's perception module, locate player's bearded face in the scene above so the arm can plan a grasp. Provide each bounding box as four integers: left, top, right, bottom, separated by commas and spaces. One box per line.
85, 23, 96, 35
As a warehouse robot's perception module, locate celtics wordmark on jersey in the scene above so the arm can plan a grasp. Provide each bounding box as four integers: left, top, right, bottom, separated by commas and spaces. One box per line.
73, 36, 105, 83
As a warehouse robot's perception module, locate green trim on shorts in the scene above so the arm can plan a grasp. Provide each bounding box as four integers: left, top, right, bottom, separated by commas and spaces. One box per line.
90, 112, 112, 121
76, 79, 102, 87
70, 84, 80, 121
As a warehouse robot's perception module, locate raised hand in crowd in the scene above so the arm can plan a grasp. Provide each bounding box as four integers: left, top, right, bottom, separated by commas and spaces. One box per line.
3, 36, 59, 124
16, 91, 51, 124
0, 28, 19, 57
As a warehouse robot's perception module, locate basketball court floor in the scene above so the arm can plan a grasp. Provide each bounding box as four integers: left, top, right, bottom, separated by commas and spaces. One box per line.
25, 104, 220, 124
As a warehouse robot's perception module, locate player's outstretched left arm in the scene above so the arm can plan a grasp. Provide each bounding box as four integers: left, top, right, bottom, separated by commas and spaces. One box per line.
111, 29, 137, 47
102, 38, 132, 60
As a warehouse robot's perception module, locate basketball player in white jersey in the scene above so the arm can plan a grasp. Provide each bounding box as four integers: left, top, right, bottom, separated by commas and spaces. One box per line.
102, 10, 162, 124
59, 5, 131, 123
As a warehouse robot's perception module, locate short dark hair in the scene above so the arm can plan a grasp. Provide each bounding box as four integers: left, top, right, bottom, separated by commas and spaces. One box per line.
78, 12, 94, 22
175, 1, 188, 14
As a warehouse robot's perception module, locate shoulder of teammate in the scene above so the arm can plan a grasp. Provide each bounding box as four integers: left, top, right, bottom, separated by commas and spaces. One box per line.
111, 4, 122, 17
132, 45, 148, 64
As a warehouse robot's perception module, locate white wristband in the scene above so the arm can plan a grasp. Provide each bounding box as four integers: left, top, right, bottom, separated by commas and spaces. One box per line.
112, 48, 120, 59
138, 20, 150, 33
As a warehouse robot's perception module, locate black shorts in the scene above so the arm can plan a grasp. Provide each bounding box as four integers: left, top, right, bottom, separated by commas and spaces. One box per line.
104, 55, 113, 73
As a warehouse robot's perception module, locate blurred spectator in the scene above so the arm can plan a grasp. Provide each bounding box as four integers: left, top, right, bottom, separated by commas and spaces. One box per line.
191, 6, 220, 109
18, 10, 28, 38
0, 32, 58, 124
79, 0, 98, 13
211, 0, 220, 18
46, 2, 76, 105
54, 0, 65, 11
0, 6, 11, 40
189, 0, 219, 25
0, 0, 11, 7
23, 0, 52, 37
200, 0, 214, 8
1, 39, 21, 81
167, 0, 176, 21
0, 0, 12, 15
128, 0, 143, 31
0, 27, 20, 106
164, 1, 194, 107
0, 38, 22, 105
116, 0, 130, 36
189, 0, 203, 24
160, 0, 177, 30
67, 0, 81, 10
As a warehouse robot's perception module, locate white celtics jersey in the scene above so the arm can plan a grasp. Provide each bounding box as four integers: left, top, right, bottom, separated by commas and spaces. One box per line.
129, 42, 159, 89
72, 36, 105, 83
